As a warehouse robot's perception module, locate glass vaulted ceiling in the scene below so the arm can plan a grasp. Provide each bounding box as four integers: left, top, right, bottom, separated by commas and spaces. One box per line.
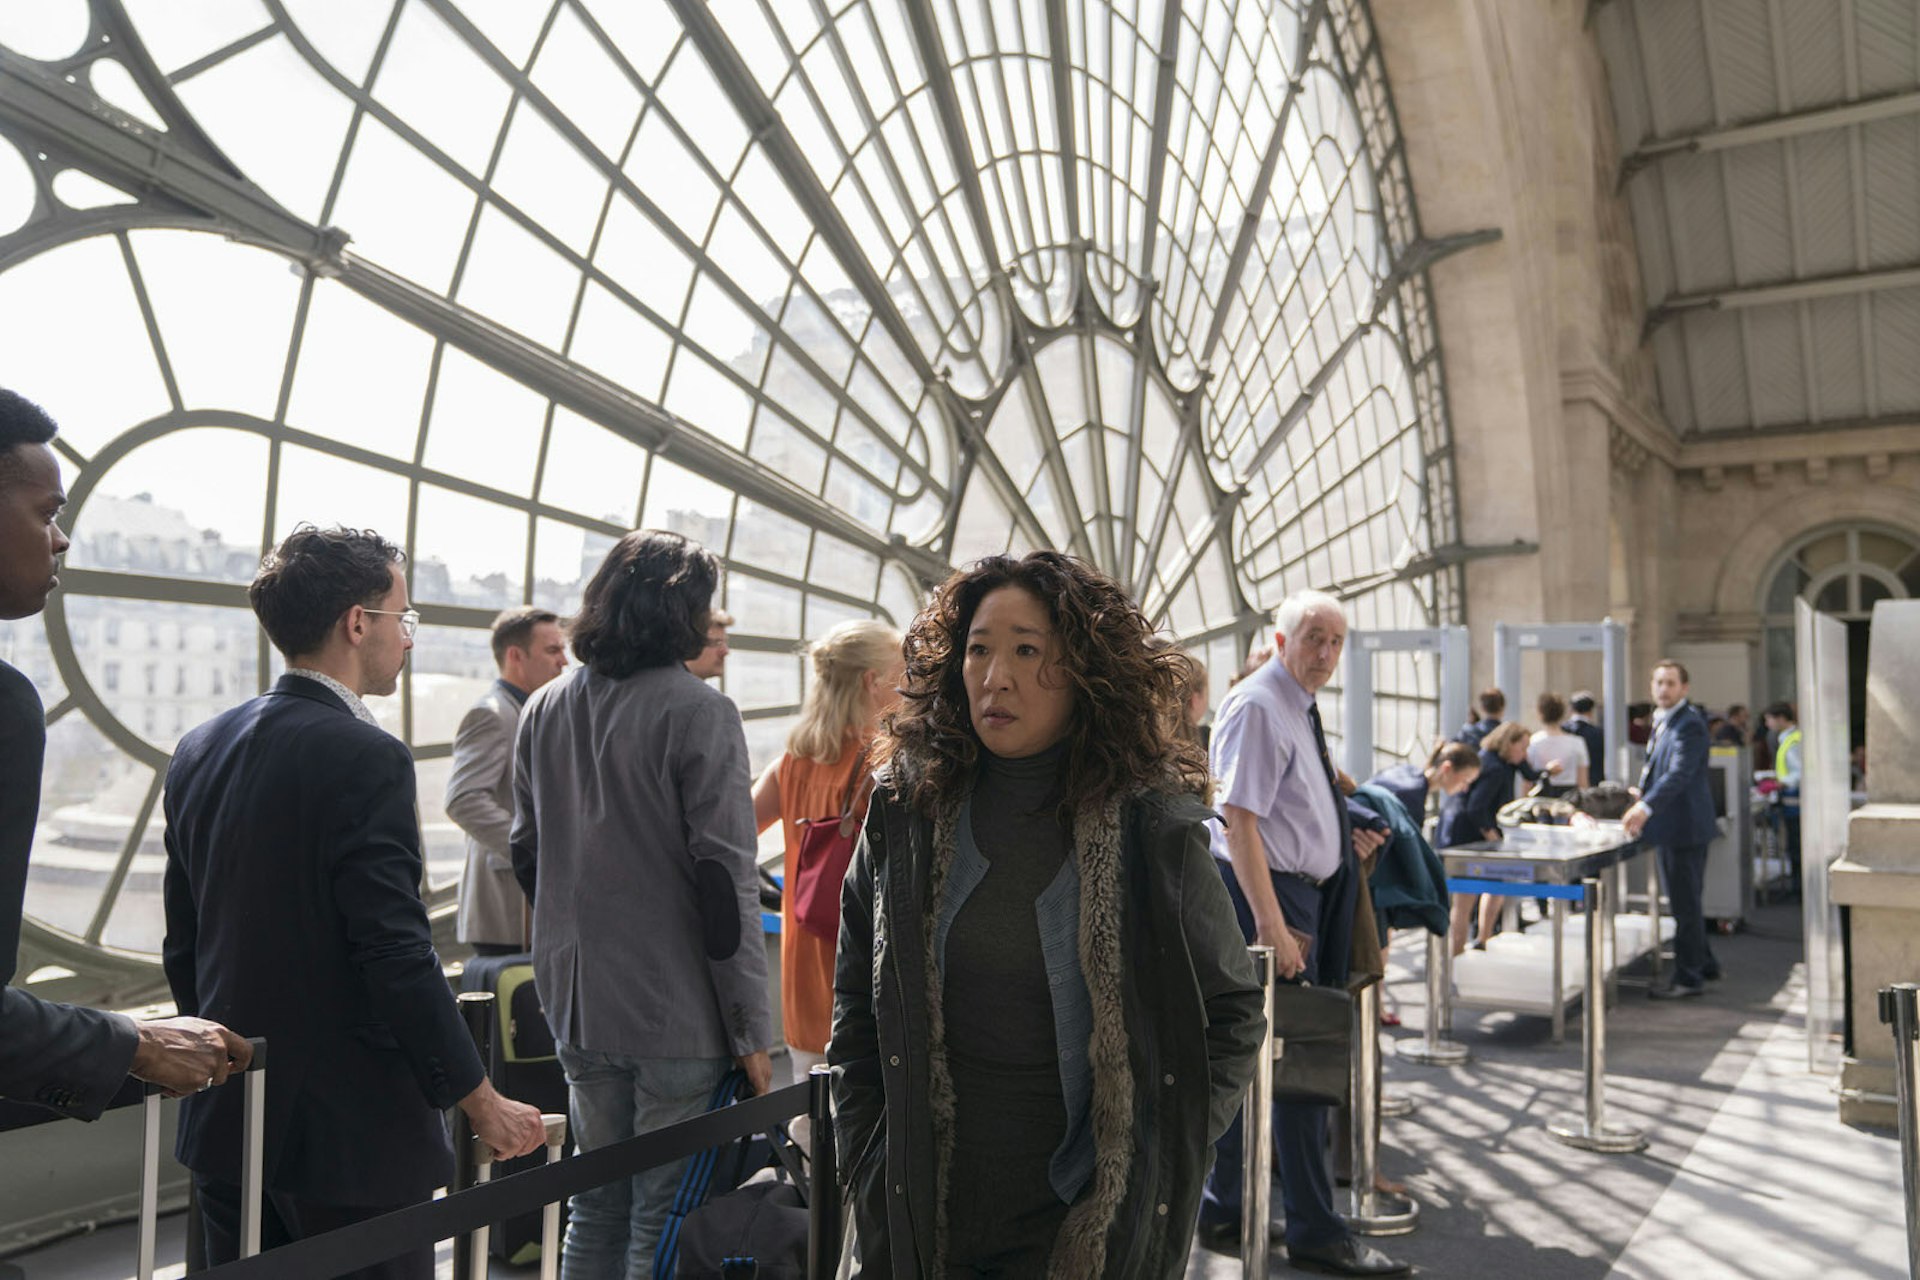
0, 0, 1458, 974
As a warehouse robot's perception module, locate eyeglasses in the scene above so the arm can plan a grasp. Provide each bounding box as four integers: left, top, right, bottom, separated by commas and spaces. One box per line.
363, 607, 421, 640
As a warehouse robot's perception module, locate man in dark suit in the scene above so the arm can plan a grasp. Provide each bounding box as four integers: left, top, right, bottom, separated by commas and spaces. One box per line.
1455, 686, 1506, 748
164, 525, 544, 1277
1623, 659, 1720, 999
0, 388, 248, 1117
1565, 690, 1607, 782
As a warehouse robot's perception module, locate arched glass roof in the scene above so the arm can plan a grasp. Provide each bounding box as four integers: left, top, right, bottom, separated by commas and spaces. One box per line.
0, 0, 1458, 994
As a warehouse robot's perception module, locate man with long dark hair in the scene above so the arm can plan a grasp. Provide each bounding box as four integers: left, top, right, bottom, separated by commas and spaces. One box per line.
511, 529, 773, 1279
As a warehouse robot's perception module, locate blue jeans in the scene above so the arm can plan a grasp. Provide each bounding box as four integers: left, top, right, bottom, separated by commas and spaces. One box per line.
556, 1044, 729, 1280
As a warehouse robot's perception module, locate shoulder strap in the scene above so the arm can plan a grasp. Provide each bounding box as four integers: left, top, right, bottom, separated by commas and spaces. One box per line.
837, 742, 875, 833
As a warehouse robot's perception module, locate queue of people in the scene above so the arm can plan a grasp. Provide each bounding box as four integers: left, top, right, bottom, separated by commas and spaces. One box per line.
0, 377, 1744, 1279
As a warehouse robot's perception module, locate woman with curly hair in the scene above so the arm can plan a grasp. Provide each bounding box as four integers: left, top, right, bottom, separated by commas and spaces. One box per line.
830, 551, 1266, 1278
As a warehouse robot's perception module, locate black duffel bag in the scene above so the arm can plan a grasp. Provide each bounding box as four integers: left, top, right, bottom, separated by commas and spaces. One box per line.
675, 1176, 809, 1279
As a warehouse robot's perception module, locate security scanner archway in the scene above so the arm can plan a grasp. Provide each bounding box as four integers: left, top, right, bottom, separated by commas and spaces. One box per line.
1338, 626, 1472, 780
1491, 619, 1628, 784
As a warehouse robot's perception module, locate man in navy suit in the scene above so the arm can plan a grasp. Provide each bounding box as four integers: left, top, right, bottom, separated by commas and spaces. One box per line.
1564, 690, 1607, 783
163, 525, 544, 1277
1623, 659, 1720, 999
0, 388, 248, 1117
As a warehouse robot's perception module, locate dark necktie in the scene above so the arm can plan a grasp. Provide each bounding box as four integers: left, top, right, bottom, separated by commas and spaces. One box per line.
1306, 702, 1354, 866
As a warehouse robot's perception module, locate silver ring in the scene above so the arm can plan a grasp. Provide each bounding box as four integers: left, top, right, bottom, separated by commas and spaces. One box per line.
202, 1075, 214, 1091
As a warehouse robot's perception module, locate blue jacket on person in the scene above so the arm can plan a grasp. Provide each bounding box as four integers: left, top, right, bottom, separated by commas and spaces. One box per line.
1636, 701, 1717, 849
1352, 784, 1450, 937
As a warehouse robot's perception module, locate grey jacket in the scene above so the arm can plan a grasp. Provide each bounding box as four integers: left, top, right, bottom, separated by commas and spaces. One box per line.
447, 680, 527, 949
509, 664, 772, 1060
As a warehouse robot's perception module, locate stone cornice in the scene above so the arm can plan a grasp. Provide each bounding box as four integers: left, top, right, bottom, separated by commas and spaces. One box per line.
1676, 422, 1920, 472
1560, 365, 1681, 467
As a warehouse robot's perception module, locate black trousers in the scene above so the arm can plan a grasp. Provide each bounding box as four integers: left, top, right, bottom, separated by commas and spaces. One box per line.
193, 1173, 431, 1280
1657, 842, 1718, 989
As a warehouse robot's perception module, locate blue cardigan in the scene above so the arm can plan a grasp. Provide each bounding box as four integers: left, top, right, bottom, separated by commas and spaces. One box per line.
1352, 784, 1451, 937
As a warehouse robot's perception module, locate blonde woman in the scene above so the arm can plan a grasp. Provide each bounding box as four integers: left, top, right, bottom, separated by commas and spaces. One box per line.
751, 619, 905, 1086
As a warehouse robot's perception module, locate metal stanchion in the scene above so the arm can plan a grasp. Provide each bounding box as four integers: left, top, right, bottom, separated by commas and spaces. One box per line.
806, 1064, 842, 1279
1401, 930, 1469, 1066
1548, 878, 1647, 1153
1379, 1090, 1415, 1118
452, 991, 495, 1280
1878, 984, 1920, 1279
137, 1093, 160, 1280
1347, 983, 1418, 1235
1550, 895, 1568, 1044
240, 1044, 266, 1259
1243, 946, 1275, 1280
539, 1113, 568, 1280
1644, 851, 1664, 982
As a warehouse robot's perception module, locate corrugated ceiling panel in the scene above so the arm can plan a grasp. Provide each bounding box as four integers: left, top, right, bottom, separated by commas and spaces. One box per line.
1872, 288, 1920, 412
1810, 295, 1866, 421
1791, 132, 1860, 277
1723, 145, 1792, 280
1682, 307, 1752, 428
1781, 1, 1846, 110
1705, 0, 1780, 122
1662, 153, 1737, 290
1594, 6, 1653, 146
1862, 117, 1920, 268
1856, 0, 1920, 95
1651, 327, 1696, 432
1633, 0, 1715, 134
1627, 179, 1675, 302
1744, 305, 1807, 428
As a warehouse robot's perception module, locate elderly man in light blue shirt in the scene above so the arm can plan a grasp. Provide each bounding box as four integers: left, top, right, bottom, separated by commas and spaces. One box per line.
1196, 591, 1407, 1277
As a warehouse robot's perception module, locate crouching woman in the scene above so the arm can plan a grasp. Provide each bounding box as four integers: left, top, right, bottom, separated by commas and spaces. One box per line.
830, 551, 1266, 1278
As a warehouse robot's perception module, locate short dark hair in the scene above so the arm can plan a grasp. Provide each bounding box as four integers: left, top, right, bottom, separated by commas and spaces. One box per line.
1764, 700, 1796, 722
1537, 691, 1567, 724
569, 530, 717, 678
0, 390, 58, 488
490, 606, 561, 667
1653, 658, 1690, 683
1477, 687, 1506, 717
250, 525, 404, 660
1727, 703, 1747, 717
1569, 691, 1596, 714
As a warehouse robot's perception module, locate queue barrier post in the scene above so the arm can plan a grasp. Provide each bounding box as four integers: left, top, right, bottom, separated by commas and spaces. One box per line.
540, 1113, 567, 1280
1401, 929, 1468, 1067
806, 1064, 841, 1278
451, 992, 495, 1280
137, 1038, 268, 1280
1242, 945, 1275, 1280
1345, 983, 1417, 1236
1547, 878, 1646, 1154
1877, 983, 1920, 1279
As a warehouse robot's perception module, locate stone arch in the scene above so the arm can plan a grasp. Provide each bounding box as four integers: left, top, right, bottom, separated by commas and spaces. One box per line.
1712, 481, 1920, 617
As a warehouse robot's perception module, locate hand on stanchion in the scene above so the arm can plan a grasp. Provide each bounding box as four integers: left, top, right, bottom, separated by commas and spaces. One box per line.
129, 1017, 254, 1097
458, 1079, 546, 1161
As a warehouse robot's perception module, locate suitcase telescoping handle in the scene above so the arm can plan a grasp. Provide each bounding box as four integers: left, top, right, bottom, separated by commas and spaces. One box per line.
137, 1037, 269, 1280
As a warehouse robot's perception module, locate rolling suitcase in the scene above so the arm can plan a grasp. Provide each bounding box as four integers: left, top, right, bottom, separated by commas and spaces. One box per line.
460, 953, 571, 1264
141, 1038, 268, 1280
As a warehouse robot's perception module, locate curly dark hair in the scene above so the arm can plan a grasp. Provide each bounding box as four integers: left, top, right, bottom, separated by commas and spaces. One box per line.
876, 551, 1209, 815
249, 525, 404, 660
569, 529, 716, 678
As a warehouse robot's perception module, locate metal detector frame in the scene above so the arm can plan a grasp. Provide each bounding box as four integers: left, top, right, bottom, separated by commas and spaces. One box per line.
1339, 626, 1472, 779
1491, 619, 1629, 784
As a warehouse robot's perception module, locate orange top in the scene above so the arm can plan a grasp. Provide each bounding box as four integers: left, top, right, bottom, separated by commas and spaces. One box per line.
775, 737, 868, 1053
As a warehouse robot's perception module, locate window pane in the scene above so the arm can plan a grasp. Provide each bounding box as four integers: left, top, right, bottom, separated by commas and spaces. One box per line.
67, 428, 270, 584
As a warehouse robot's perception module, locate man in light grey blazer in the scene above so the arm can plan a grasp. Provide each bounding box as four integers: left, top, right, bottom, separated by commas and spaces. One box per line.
448, 607, 568, 955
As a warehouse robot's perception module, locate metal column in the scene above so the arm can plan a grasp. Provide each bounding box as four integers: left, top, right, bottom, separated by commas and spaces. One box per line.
1243, 946, 1276, 1280
807, 1064, 843, 1280
1878, 984, 1920, 1279
1548, 878, 1647, 1153
452, 991, 495, 1280
1401, 930, 1469, 1066
1346, 983, 1418, 1235
540, 1114, 568, 1280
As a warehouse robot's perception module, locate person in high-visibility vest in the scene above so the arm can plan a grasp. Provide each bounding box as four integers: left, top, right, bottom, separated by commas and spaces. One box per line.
1764, 702, 1803, 897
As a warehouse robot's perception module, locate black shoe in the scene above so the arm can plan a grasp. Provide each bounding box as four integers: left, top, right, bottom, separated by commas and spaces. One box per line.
1648, 982, 1704, 1000
1703, 966, 1723, 981
1195, 1217, 1284, 1253
1288, 1235, 1413, 1275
